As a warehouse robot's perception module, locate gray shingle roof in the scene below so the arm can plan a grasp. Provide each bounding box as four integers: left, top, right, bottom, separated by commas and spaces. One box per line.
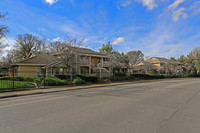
132, 62, 159, 70
55, 46, 109, 57
147, 57, 182, 64
17, 51, 58, 65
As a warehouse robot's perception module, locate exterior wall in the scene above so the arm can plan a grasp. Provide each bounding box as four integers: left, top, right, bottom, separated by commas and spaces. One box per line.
80, 66, 89, 74
91, 57, 99, 67
18, 65, 43, 77
153, 63, 160, 67
49, 67, 68, 76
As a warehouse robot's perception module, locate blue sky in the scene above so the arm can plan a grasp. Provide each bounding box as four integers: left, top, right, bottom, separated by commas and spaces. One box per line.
1, 0, 200, 58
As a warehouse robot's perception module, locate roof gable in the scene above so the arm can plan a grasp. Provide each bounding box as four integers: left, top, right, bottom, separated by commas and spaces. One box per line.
17, 51, 58, 65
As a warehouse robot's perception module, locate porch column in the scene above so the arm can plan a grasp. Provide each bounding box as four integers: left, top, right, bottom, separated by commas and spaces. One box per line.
89, 56, 91, 74
101, 57, 103, 68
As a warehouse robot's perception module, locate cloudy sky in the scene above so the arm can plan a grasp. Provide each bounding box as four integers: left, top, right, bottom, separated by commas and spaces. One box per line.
1, 0, 200, 58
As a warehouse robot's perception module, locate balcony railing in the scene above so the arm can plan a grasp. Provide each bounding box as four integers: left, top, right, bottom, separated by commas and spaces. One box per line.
97, 61, 110, 68
80, 60, 89, 66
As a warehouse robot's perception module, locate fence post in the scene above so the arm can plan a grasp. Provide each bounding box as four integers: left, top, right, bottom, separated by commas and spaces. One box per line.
13, 68, 15, 89
43, 69, 46, 88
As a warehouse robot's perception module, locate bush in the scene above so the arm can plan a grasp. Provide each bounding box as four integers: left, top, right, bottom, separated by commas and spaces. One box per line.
55, 75, 69, 80
76, 74, 98, 83
114, 72, 126, 77
187, 74, 200, 77
131, 74, 166, 80
44, 77, 66, 86
14, 76, 25, 81
24, 77, 42, 82
72, 77, 85, 84
34, 78, 43, 87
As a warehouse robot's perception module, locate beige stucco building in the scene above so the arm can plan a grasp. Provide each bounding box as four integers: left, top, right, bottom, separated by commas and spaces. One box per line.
6, 47, 112, 78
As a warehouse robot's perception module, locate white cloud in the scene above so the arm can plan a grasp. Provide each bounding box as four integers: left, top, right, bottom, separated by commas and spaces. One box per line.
172, 8, 188, 22
44, 0, 58, 5
159, 0, 188, 22
121, 0, 133, 7
0, 37, 7, 44
53, 37, 60, 41
140, 0, 157, 10
168, 0, 185, 10
120, 0, 158, 10
135, 23, 198, 58
190, 1, 200, 16
112, 37, 125, 45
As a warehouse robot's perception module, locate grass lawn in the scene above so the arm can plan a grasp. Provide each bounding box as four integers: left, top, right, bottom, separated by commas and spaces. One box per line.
0, 80, 35, 90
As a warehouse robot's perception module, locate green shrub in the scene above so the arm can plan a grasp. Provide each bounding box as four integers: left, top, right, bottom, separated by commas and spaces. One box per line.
109, 77, 123, 81
187, 74, 200, 77
114, 72, 126, 77
34, 78, 43, 87
14, 76, 44, 82
130, 74, 166, 79
76, 74, 98, 83
24, 77, 42, 82
14, 76, 25, 81
85, 75, 98, 83
72, 77, 85, 84
44, 77, 66, 86
55, 74, 70, 80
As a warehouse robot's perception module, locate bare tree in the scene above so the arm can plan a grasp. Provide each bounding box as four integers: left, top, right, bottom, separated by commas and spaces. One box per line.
59, 36, 84, 82
14, 34, 46, 59
126, 50, 144, 66
0, 49, 19, 63
111, 52, 129, 73
0, 12, 9, 57
189, 47, 200, 73
47, 41, 66, 53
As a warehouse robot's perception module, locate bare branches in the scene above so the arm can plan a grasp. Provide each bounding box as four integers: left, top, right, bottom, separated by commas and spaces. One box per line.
0, 12, 9, 57
14, 34, 46, 59
126, 50, 144, 66
0, 12, 9, 39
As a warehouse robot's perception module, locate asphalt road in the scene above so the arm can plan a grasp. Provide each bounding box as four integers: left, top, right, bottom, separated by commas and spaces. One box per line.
0, 78, 200, 133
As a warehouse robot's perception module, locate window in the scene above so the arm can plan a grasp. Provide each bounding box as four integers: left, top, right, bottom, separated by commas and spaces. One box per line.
81, 56, 86, 61
98, 58, 101, 63
36, 68, 41, 77
56, 68, 59, 75
133, 70, 138, 74
103, 58, 107, 61
59, 68, 64, 74
81, 69, 86, 75
14, 68, 18, 76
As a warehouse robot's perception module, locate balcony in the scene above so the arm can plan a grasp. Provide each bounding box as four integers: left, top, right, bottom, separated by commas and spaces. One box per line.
97, 61, 110, 68
80, 60, 89, 66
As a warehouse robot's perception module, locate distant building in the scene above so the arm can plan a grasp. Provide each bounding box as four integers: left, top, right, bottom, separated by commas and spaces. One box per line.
132, 57, 183, 75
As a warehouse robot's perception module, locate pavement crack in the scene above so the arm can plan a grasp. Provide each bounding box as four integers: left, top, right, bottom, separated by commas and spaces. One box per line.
156, 90, 200, 133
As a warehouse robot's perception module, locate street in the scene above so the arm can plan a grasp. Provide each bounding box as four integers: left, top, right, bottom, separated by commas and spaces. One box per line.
0, 78, 200, 133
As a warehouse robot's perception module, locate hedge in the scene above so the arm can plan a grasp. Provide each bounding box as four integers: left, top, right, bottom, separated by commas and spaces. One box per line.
114, 72, 126, 77
188, 74, 200, 77
75, 74, 98, 83
72, 77, 85, 84
43, 77, 66, 86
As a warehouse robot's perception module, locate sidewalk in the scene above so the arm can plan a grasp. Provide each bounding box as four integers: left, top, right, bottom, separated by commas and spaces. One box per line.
0, 81, 138, 99
0, 78, 188, 99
